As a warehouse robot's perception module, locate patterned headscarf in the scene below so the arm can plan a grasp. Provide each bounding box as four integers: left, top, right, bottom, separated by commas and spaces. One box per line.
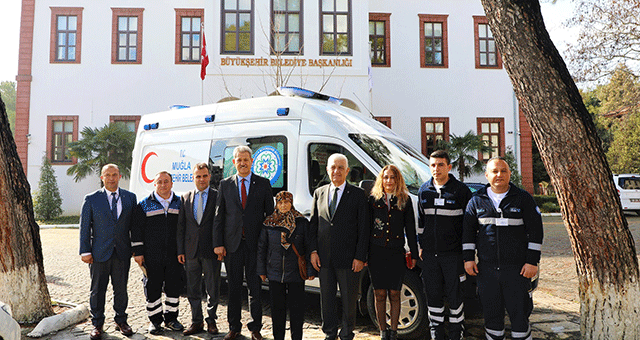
263, 191, 304, 249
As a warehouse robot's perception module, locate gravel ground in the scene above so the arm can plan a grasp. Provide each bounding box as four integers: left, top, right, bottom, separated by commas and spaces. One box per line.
21, 214, 633, 339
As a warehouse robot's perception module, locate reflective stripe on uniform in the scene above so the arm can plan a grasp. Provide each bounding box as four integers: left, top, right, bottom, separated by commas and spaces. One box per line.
423, 208, 464, 216
145, 209, 165, 217
528, 242, 542, 251
462, 243, 476, 250
478, 217, 524, 226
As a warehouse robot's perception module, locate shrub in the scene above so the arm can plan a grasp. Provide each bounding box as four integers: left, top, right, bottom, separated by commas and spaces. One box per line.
534, 195, 560, 212
33, 156, 63, 220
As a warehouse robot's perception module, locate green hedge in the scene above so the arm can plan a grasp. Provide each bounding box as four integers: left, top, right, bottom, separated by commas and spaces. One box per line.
534, 195, 560, 213
37, 215, 80, 225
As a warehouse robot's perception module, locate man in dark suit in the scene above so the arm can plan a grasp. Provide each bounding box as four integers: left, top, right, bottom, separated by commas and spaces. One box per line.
310, 153, 370, 340
79, 164, 137, 340
213, 146, 274, 340
177, 163, 221, 335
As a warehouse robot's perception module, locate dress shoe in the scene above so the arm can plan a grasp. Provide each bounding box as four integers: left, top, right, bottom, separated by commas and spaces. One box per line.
89, 325, 103, 340
183, 322, 204, 335
148, 322, 164, 335
207, 320, 219, 334
115, 322, 133, 336
251, 330, 264, 340
223, 330, 241, 340
165, 319, 184, 331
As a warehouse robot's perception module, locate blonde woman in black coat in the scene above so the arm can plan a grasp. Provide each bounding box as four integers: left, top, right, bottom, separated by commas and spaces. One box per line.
368, 165, 419, 340
257, 191, 316, 340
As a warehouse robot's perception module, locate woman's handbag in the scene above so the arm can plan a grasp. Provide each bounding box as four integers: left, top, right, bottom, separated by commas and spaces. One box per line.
290, 243, 309, 280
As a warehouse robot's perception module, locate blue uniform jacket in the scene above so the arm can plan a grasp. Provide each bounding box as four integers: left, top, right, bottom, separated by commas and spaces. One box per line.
462, 183, 543, 267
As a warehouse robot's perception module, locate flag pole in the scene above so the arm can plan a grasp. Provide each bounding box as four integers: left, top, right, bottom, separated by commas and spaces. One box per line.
200, 21, 209, 105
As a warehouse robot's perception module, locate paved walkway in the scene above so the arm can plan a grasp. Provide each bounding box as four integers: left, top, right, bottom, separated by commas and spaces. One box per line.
20, 227, 581, 339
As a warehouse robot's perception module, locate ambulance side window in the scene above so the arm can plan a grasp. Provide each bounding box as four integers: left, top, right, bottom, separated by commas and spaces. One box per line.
308, 143, 375, 195
209, 136, 288, 196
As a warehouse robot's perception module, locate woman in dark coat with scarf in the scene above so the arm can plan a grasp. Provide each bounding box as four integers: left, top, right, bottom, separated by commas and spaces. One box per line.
368, 164, 419, 340
257, 191, 316, 340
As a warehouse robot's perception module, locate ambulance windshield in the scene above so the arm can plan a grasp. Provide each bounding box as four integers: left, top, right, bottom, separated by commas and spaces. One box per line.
349, 134, 431, 195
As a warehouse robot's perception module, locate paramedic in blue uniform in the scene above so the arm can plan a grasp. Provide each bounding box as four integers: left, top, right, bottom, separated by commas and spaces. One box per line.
131, 171, 184, 335
417, 150, 472, 340
462, 157, 543, 340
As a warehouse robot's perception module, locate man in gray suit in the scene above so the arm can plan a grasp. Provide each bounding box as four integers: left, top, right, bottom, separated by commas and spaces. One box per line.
214, 146, 274, 340
177, 163, 221, 335
79, 164, 137, 340
310, 153, 370, 340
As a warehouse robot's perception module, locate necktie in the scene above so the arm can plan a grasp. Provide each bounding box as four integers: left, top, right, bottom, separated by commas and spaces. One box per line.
241, 178, 247, 209
111, 192, 118, 220
329, 187, 339, 218
196, 191, 204, 224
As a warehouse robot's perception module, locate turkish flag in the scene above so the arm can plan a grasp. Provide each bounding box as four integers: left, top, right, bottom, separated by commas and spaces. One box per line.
200, 27, 209, 80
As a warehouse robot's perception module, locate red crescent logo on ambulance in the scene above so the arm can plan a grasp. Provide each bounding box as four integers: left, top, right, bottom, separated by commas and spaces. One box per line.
141, 152, 158, 183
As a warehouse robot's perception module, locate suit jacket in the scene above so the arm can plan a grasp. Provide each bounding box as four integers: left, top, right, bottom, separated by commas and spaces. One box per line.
177, 187, 218, 259
79, 188, 137, 262
310, 183, 370, 269
213, 173, 274, 253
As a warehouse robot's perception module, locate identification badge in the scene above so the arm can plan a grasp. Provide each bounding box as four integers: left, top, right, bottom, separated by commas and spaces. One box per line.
496, 218, 509, 226
434, 198, 445, 206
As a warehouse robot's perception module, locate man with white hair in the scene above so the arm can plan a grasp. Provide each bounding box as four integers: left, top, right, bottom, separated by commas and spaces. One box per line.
310, 153, 370, 340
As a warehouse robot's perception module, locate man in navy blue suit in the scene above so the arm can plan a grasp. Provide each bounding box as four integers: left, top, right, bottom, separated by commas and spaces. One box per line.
79, 164, 137, 340
213, 146, 274, 340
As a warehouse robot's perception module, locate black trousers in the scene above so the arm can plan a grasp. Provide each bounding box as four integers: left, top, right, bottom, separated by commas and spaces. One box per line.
420, 253, 465, 340
477, 264, 533, 340
89, 253, 130, 327
144, 257, 184, 325
319, 266, 359, 340
225, 240, 262, 332
185, 257, 221, 324
269, 281, 305, 340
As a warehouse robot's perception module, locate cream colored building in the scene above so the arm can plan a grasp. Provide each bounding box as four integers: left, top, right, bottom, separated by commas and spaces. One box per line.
16, 0, 533, 214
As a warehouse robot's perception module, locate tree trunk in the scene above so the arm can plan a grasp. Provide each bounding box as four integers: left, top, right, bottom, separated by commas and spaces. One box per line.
0, 96, 54, 322
480, 1, 640, 338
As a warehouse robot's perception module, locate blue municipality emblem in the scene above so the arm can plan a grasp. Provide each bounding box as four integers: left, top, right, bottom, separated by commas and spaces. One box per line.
252, 146, 282, 185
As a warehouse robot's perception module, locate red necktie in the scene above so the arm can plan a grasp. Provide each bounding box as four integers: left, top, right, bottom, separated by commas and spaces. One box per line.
241, 178, 247, 209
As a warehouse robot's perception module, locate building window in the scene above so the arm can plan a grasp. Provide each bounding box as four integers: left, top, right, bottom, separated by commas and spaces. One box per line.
110, 115, 141, 132
50, 7, 83, 63
419, 14, 448, 68
175, 9, 204, 64
369, 13, 390, 67
47, 116, 78, 164
477, 118, 505, 161
112, 8, 144, 64
271, 0, 302, 54
421, 117, 449, 157
320, 0, 351, 55
474, 16, 502, 69
374, 116, 391, 128
222, 0, 254, 54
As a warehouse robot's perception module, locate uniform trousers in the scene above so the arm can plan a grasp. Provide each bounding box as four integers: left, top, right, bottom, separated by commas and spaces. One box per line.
477, 263, 533, 340
269, 281, 305, 340
144, 257, 184, 325
184, 257, 221, 324
89, 253, 130, 327
225, 240, 262, 332
420, 253, 465, 340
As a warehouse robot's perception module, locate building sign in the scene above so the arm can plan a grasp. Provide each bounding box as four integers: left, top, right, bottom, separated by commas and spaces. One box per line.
220, 57, 353, 68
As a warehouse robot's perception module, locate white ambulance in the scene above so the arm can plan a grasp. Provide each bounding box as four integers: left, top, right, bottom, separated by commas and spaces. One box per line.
130, 87, 434, 338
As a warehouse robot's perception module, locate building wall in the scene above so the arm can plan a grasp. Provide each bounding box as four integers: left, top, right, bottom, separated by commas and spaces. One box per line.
18, 0, 532, 215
